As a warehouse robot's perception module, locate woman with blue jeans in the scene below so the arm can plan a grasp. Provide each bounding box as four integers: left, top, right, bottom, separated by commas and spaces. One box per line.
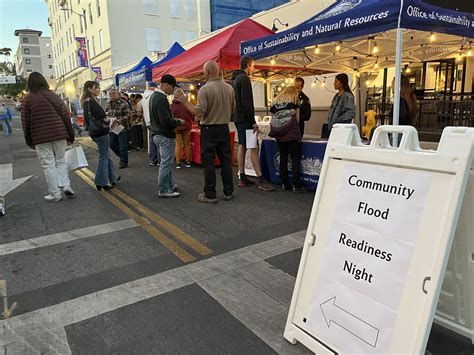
0, 103, 13, 136
81, 81, 119, 190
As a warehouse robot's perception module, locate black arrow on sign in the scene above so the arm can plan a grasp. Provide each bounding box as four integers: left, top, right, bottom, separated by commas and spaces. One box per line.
320, 296, 380, 348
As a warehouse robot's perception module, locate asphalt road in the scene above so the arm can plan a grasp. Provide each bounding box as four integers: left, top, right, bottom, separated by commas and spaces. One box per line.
0, 107, 472, 354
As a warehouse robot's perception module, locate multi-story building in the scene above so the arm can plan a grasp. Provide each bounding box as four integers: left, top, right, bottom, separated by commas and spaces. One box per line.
14, 29, 55, 87
45, 0, 211, 101
209, 0, 289, 31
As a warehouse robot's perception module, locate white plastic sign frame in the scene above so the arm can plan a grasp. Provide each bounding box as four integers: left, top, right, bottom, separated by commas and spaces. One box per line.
284, 124, 473, 354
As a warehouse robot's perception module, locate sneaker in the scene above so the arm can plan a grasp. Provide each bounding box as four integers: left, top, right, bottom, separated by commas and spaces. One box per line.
158, 191, 180, 198
224, 194, 233, 201
44, 193, 62, 202
238, 176, 256, 187
119, 163, 128, 169
198, 194, 218, 204
257, 180, 275, 192
292, 186, 306, 193
149, 162, 158, 166
63, 186, 75, 197
184, 161, 192, 168
281, 184, 292, 191
176, 163, 182, 169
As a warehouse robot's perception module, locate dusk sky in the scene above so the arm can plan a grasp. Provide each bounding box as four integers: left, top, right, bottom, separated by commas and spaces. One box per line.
0, 0, 51, 62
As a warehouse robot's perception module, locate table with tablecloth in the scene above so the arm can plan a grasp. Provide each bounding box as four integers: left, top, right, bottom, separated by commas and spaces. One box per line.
260, 138, 328, 191
183, 128, 236, 165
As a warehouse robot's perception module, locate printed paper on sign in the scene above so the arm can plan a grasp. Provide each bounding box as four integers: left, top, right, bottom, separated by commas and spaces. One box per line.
246, 129, 258, 149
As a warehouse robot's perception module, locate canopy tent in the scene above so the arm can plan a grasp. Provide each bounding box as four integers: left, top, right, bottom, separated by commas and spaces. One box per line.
145, 42, 185, 79
152, 19, 325, 82
115, 56, 152, 88
241, 0, 473, 128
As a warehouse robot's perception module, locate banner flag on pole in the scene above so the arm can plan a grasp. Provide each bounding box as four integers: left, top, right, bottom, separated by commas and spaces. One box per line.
75, 37, 89, 67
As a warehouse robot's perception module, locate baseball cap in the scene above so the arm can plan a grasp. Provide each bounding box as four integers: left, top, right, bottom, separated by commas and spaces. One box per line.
160, 74, 180, 88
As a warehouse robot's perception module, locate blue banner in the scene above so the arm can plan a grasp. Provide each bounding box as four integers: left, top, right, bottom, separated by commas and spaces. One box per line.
260, 139, 328, 191
75, 37, 89, 68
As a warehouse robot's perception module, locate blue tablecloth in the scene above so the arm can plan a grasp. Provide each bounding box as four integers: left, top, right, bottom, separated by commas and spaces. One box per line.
260, 138, 328, 191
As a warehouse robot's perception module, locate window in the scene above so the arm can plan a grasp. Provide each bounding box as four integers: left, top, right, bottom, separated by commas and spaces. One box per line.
83, 8, 87, 29
79, 14, 84, 33
24, 48, 30, 54
23, 37, 28, 43
47, 54, 51, 58
25, 59, 31, 65
145, 27, 161, 52
96, 0, 101, 16
69, 56, 72, 71
50, 75, 54, 79
143, 0, 158, 15
185, 31, 197, 42
49, 64, 53, 69
91, 36, 96, 57
170, 0, 180, 17
72, 24, 75, 38
183, 0, 196, 20
98, 29, 104, 51
88, 4, 93, 24
172, 31, 182, 44
46, 42, 50, 47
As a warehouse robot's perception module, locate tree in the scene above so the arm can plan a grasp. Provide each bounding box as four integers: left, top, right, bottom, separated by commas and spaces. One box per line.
0, 48, 12, 59
0, 62, 26, 97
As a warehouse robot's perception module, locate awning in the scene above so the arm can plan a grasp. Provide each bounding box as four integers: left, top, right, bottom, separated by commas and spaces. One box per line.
146, 42, 185, 80
152, 19, 325, 82
240, 0, 473, 73
115, 57, 153, 87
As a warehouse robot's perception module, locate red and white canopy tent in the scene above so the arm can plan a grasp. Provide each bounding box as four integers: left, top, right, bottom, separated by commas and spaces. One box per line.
152, 19, 328, 82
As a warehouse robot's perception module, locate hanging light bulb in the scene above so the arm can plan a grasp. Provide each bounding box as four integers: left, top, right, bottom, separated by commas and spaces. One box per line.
314, 45, 320, 54
457, 52, 463, 61
335, 42, 341, 51
355, 71, 361, 78
365, 80, 370, 86
263, 79, 267, 83
278, 86, 282, 92
372, 41, 378, 54
270, 58, 276, 65
311, 81, 316, 87
468, 49, 472, 57
374, 62, 379, 69
430, 33, 435, 42
321, 81, 326, 88
406, 65, 411, 73
190, 84, 195, 90
290, 78, 294, 84
285, 78, 289, 84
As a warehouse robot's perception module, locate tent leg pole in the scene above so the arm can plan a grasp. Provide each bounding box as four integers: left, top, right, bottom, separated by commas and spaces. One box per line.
392, 27, 403, 146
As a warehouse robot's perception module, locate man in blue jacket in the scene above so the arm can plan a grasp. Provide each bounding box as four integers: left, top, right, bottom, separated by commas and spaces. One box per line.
149, 74, 184, 198
0, 103, 13, 136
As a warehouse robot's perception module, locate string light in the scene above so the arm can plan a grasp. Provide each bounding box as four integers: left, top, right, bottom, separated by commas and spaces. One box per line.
321, 81, 326, 88
374, 57, 379, 69
314, 45, 320, 54
406, 66, 411, 73
430, 32, 435, 42
372, 41, 378, 54
365, 80, 370, 86
278, 86, 282, 92
270, 58, 276, 65
468, 48, 472, 57
290, 78, 294, 84
335, 42, 341, 52
355, 71, 361, 78
285, 78, 289, 84
311, 81, 316, 87
457, 53, 463, 61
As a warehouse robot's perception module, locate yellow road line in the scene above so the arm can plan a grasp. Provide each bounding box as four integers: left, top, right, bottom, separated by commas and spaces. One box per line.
75, 170, 196, 263
80, 167, 212, 257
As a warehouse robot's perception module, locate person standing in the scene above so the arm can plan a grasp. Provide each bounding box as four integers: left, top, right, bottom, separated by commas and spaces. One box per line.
81, 81, 119, 190
21, 72, 75, 201
269, 87, 304, 193
232, 55, 274, 191
70, 102, 83, 136
142, 82, 160, 166
130, 93, 144, 149
106, 87, 131, 169
176, 60, 235, 203
294, 77, 311, 136
171, 98, 193, 168
327, 73, 356, 135
391, 75, 418, 126
149, 74, 184, 198
0, 103, 13, 136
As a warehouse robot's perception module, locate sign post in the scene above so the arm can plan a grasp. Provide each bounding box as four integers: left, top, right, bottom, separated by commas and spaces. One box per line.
284, 124, 473, 354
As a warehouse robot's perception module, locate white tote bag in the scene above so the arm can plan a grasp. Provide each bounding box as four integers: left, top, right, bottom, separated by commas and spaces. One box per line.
65, 146, 88, 171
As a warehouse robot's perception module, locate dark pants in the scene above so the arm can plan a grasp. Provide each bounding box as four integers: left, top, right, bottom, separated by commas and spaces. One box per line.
299, 120, 305, 137
200, 125, 234, 199
110, 130, 129, 164
277, 140, 302, 187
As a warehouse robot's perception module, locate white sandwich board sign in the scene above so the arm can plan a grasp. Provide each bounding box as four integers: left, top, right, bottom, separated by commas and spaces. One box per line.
284, 124, 474, 354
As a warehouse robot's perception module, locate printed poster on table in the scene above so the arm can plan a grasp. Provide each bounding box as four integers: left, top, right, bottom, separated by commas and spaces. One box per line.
305, 162, 431, 354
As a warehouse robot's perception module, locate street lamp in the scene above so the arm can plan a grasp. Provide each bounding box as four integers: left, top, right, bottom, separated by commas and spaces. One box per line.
60, 6, 93, 80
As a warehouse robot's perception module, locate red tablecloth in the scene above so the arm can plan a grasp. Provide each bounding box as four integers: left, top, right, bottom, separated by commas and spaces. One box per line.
182, 128, 235, 165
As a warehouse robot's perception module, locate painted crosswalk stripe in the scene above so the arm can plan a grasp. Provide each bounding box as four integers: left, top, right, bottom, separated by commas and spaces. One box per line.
0, 219, 138, 256
80, 167, 212, 257
74, 170, 196, 263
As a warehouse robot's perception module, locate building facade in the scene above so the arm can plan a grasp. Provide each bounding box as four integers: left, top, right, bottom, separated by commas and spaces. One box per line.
209, 0, 289, 31
45, 0, 211, 100
14, 29, 55, 87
